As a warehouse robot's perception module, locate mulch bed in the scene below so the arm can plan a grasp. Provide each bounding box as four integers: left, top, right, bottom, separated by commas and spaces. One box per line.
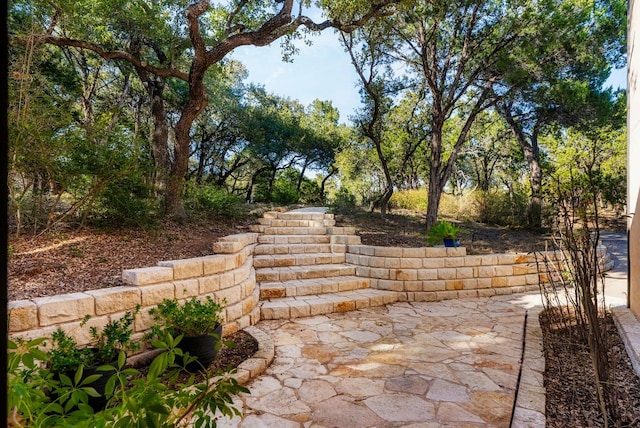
541, 310, 640, 427
210, 330, 259, 373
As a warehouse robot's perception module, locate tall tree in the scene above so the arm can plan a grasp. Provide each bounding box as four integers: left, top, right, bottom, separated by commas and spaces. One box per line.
342, 24, 396, 216
368, 0, 530, 229
16, 0, 399, 218
495, 0, 626, 228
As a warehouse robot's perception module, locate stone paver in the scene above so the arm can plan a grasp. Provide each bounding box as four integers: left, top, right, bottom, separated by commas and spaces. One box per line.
219, 293, 545, 427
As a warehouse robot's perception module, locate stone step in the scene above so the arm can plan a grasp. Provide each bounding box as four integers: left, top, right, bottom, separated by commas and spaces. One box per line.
330, 235, 362, 245
260, 289, 399, 320
258, 218, 336, 227
255, 264, 356, 283
254, 243, 340, 256
263, 211, 333, 221
257, 235, 331, 245
327, 226, 357, 236
254, 253, 347, 268
250, 225, 329, 235
260, 275, 370, 299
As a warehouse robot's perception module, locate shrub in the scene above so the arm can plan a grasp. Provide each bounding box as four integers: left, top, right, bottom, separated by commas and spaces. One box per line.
427, 220, 461, 246
329, 187, 357, 214
48, 309, 140, 373
148, 296, 225, 338
8, 334, 248, 427
470, 189, 529, 227
94, 174, 157, 227
185, 183, 245, 217
389, 189, 427, 211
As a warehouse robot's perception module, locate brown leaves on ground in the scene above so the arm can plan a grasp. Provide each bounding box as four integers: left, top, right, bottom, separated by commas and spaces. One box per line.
8, 217, 257, 301
541, 311, 640, 427
334, 209, 553, 254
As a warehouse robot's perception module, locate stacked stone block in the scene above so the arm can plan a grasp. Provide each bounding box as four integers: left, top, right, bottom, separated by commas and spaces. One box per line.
254, 211, 399, 320
8, 233, 260, 351
346, 245, 562, 301
8, 209, 613, 347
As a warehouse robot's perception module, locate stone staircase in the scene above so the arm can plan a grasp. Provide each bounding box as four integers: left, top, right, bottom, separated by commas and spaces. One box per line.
251, 210, 398, 320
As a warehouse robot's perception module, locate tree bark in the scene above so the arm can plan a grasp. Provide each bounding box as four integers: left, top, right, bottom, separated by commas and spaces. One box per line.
500, 106, 543, 229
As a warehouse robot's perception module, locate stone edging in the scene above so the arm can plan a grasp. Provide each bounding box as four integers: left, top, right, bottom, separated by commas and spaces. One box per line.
511, 305, 546, 427
229, 326, 275, 385
611, 306, 640, 377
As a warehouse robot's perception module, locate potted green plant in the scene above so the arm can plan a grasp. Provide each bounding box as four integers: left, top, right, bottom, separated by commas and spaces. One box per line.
427, 220, 461, 248
47, 307, 140, 410
148, 296, 225, 372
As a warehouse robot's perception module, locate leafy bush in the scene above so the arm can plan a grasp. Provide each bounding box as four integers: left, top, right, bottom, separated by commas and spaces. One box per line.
298, 180, 322, 205
427, 220, 461, 246
148, 297, 225, 338
185, 183, 245, 217
94, 175, 156, 227
8, 332, 249, 427
270, 180, 299, 205
470, 189, 529, 227
389, 189, 428, 211
48, 308, 140, 373
329, 187, 357, 214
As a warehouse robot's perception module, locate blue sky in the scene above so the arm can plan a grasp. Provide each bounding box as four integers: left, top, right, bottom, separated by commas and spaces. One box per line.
230, 30, 361, 124
230, 32, 627, 126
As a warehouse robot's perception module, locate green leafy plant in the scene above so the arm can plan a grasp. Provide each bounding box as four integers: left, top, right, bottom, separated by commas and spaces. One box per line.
149, 296, 224, 338
427, 220, 461, 246
48, 307, 140, 374
8, 331, 249, 427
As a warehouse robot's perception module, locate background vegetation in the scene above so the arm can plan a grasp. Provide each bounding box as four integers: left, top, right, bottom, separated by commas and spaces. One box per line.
8, 0, 626, 236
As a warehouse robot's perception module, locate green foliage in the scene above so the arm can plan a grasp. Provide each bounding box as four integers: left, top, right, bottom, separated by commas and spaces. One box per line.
47, 329, 95, 374
271, 179, 299, 205
298, 179, 322, 205
149, 297, 225, 338
427, 220, 460, 246
87, 308, 140, 366
329, 187, 357, 215
94, 173, 157, 227
8, 331, 249, 427
389, 190, 428, 211
185, 183, 246, 217
471, 189, 530, 228
48, 308, 140, 373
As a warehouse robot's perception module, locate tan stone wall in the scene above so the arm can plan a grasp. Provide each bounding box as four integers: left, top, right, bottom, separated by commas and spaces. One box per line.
8, 233, 260, 351
347, 244, 573, 301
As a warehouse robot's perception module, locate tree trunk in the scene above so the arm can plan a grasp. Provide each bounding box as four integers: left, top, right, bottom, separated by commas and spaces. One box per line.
148, 80, 171, 197
425, 178, 441, 231
499, 105, 543, 229
380, 186, 393, 217
320, 167, 337, 205
425, 124, 444, 232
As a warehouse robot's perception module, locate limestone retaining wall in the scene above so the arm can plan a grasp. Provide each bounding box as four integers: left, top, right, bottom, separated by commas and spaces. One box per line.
346, 245, 574, 301
8, 231, 610, 349
8, 233, 260, 351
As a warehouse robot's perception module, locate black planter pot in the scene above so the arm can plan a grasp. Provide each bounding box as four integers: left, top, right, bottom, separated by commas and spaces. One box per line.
178, 324, 223, 372
82, 363, 117, 411
52, 355, 119, 412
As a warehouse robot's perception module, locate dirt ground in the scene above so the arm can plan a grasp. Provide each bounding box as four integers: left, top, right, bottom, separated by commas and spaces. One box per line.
541, 310, 640, 427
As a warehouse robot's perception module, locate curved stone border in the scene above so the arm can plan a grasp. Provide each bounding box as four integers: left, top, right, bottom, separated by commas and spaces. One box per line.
511, 306, 546, 427
229, 326, 275, 385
